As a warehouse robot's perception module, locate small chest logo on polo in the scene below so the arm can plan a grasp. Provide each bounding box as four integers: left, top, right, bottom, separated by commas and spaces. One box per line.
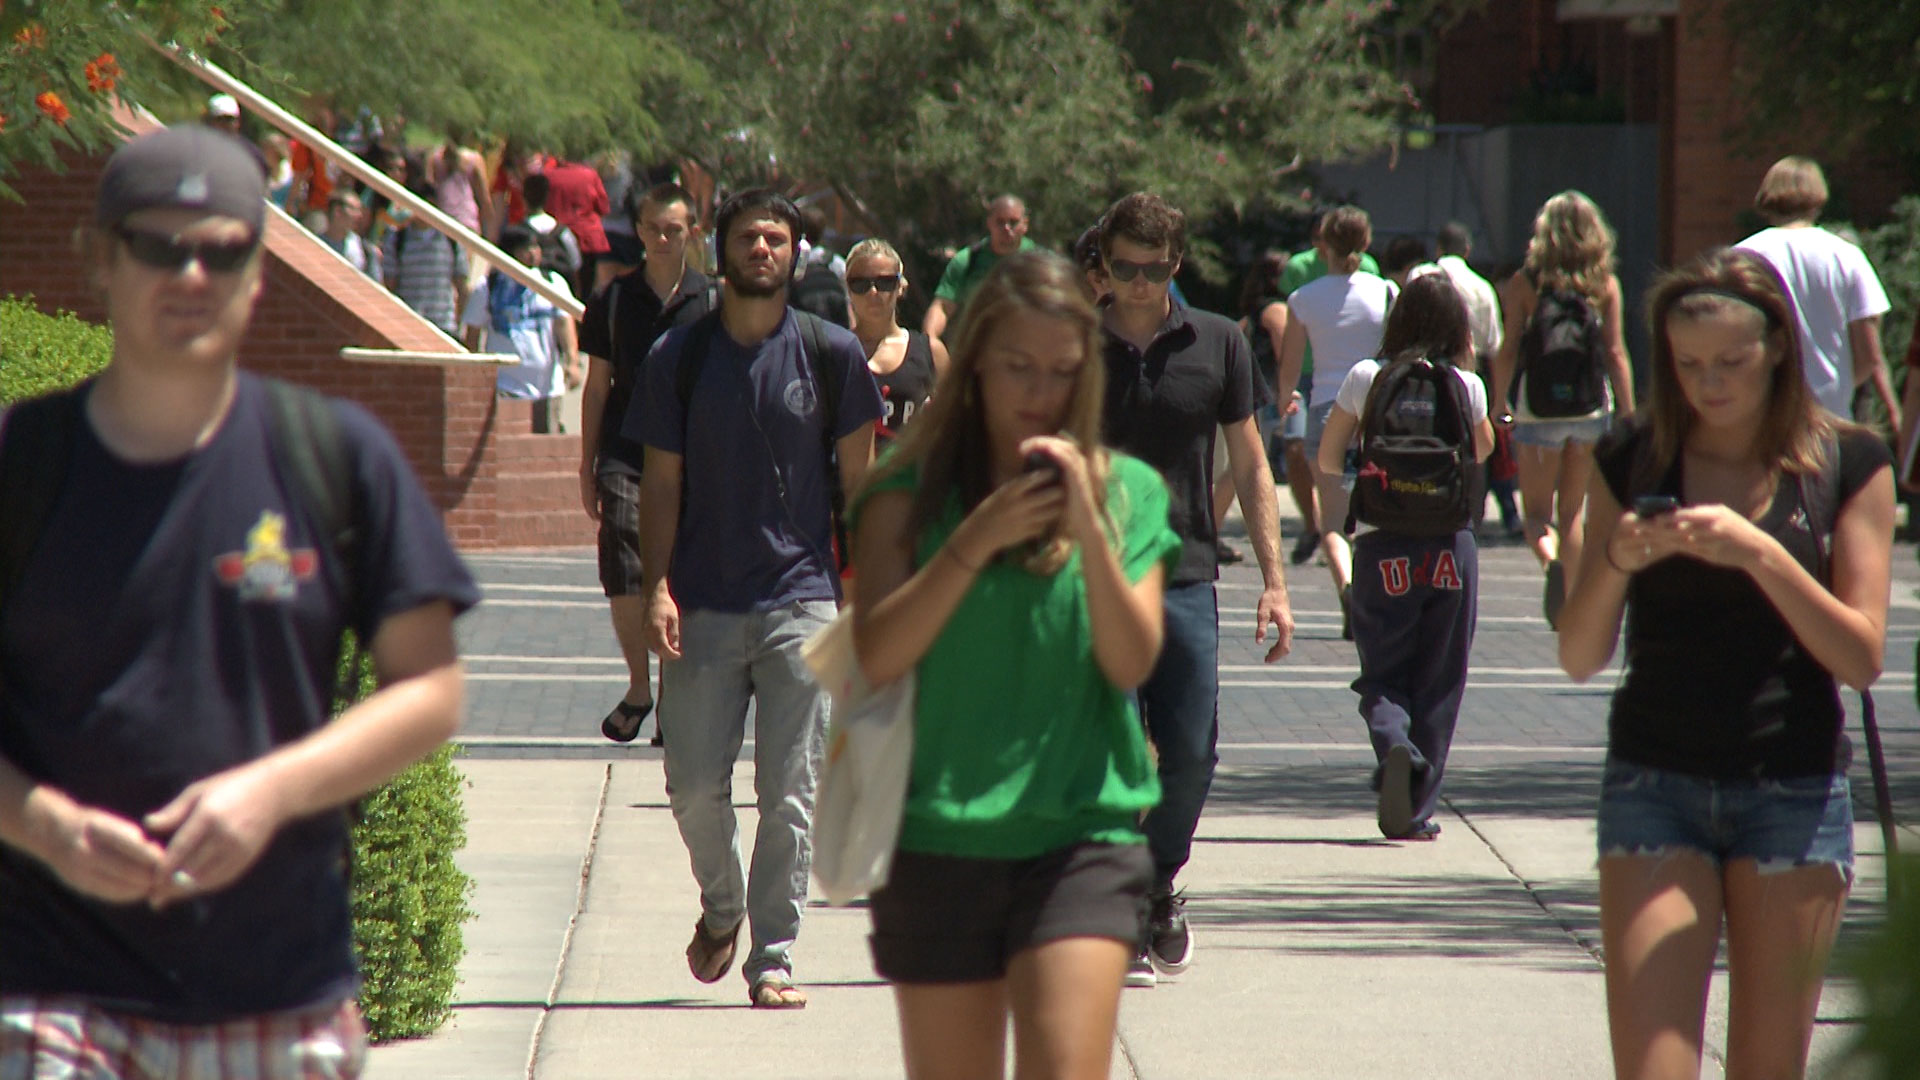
213, 511, 319, 602
783, 379, 818, 419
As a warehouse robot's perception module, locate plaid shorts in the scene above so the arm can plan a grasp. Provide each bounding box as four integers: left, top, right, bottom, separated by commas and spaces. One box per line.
0, 995, 365, 1080
596, 470, 645, 597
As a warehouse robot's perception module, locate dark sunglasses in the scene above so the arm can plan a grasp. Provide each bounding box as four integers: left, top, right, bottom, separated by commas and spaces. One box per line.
1106, 258, 1175, 284
846, 274, 901, 295
113, 225, 259, 274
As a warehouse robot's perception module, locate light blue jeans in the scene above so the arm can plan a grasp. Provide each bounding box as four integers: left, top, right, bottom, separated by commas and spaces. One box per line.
659, 600, 834, 985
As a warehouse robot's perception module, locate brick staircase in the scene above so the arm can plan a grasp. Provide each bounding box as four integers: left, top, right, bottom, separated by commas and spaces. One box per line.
493, 400, 597, 549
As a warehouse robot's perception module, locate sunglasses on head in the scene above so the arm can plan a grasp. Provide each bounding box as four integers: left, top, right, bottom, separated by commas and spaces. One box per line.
846, 274, 901, 295
113, 225, 259, 274
1106, 258, 1175, 284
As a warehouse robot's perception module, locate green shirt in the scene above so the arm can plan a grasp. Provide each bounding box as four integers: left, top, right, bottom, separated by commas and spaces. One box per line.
1277, 248, 1381, 379
851, 453, 1180, 858
933, 237, 1042, 313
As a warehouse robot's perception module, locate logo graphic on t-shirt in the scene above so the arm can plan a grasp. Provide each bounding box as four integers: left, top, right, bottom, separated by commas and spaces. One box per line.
213, 511, 319, 602
783, 378, 818, 419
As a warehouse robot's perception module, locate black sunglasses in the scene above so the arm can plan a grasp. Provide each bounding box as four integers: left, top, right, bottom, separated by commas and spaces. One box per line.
1106, 258, 1175, 284
113, 225, 259, 274
846, 274, 901, 295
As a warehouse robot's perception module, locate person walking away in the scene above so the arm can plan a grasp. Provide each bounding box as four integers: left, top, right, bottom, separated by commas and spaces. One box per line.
851, 251, 1178, 1080
1273, 205, 1397, 639
1314, 275, 1494, 840
1097, 192, 1294, 986
1736, 156, 1900, 432
381, 174, 471, 337
1433, 221, 1518, 537
847, 237, 948, 448
0, 125, 478, 1078
1240, 251, 1321, 564
541, 155, 611, 298
578, 183, 713, 745
1489, 191, 1634, 628
1558, 247, 1893, 1080
629, 189, 883, 1007
923, 194, 1039, 341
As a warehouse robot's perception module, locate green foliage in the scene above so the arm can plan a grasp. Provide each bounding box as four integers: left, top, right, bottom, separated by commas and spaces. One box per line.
0, 1, 234, 199
0, 296, 113, 406
1858, 197, 1920, 380
1845, 856, 1920, 1078
336, 641, 473, 1044
1720, 1, 1920, 184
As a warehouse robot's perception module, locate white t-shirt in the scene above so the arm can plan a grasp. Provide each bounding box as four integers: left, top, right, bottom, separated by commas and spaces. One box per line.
1289, 271, 1397, 405
1735, 225, 1890, 417
1334, 358, 1489, 425
462, 268, 575, 400
1434, 254, 1503, 360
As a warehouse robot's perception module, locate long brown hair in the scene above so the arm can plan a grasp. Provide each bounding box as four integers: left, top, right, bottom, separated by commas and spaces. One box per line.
857, 252, 1112, 574
1639, 247, 1831, 484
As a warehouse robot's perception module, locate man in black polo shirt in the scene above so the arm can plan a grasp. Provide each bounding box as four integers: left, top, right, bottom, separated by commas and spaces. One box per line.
578, 182, 712, 743
1097, 192, 1294, 987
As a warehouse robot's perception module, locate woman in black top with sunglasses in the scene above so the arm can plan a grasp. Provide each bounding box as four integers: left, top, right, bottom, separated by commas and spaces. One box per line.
849, 238, 950, 445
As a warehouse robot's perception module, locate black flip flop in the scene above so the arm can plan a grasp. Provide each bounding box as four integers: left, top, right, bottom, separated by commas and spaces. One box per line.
601, 698, 654, 743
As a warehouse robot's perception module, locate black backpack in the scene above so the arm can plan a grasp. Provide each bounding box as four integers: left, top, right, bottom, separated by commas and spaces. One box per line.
1516, 286, 1608, 418
1348, 357, 1476, 537
789, 260, 851, 329
675, 309, 852, 569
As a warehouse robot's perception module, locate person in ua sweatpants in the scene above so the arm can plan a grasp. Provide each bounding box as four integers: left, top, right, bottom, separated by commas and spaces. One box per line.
1315, 275, 1494, 840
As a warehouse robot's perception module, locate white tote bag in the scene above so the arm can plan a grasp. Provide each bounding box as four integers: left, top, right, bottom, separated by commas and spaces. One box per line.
803, 607, 914, 906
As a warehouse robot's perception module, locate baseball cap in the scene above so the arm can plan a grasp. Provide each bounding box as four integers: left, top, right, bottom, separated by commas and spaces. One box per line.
96, 126, 268, 235
207, 93, 240, 119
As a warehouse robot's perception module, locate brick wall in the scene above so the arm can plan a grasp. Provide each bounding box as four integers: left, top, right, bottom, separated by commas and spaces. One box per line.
0, 141, 593, 551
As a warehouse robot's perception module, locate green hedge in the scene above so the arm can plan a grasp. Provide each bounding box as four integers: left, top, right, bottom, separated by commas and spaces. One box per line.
3, 297, 473, 1042
1846, 856, 1920, 1077
335, 643, 473, 1043
0, 296, 113, 406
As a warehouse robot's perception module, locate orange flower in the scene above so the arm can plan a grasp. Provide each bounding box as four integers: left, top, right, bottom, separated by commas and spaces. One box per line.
35, 91, 70, 125
85, 52, 120, 93
13, 24, 47, 49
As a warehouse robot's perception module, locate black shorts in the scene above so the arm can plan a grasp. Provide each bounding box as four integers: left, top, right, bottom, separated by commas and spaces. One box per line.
868, 841, 1151, 984
596, 470, 645, 597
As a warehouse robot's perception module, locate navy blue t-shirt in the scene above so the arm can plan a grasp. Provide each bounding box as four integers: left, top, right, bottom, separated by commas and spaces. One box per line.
0, 374, 480, 1022
627, 310, 883, 613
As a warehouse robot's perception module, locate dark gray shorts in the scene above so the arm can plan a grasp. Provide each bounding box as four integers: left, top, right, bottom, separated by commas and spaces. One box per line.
868, 841, 1151, 984
596, 470, 644, 597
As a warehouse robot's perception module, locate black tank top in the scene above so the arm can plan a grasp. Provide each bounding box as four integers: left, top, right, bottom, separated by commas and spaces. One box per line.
872, 331, 936, 444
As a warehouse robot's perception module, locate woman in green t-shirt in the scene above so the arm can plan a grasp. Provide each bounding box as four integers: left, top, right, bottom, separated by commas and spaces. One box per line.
849, 252, 1180, 1080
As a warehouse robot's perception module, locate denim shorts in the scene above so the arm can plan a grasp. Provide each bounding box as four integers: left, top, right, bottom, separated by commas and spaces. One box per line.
1511, 415, 1611, 448
1304, 399, 1338, 450
1595, 757, 1854, 880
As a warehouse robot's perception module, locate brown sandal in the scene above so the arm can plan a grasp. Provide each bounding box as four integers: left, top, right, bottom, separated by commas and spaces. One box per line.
686, 916, 741, 984
749, 975, 808, 1009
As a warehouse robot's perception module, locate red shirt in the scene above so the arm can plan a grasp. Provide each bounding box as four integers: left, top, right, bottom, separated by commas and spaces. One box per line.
541, 160, 610, 255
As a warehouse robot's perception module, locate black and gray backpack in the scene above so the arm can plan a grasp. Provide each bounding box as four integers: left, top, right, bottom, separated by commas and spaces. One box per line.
1348, 357, 1476, 537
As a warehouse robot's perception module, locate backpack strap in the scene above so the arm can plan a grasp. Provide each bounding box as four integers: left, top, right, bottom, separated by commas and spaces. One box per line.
262, 378, 359, 591
1793, 431, 1899, 862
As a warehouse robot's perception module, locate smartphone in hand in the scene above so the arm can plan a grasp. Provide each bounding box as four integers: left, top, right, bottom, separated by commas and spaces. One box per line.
1632, 495, 1680, 517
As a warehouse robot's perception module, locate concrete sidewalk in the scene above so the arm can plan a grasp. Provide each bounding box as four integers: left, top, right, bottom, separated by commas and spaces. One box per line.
363, 758, 1901, 1079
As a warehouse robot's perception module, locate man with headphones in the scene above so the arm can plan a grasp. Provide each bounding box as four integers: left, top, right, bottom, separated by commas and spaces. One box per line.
628, 188, 883, 1009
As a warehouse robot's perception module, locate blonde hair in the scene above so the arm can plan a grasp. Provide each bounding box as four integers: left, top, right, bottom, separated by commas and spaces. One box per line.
1754, 156, 1829, 225
846, 237, 901, 270
1523, 191, 1616, 301
856, 252, 1111, 574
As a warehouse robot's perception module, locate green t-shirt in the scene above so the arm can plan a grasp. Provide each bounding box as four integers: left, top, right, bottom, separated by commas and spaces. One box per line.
933, 237, 1042, 312
850, 453, 1180, 858
1277, 248, 1382, 379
